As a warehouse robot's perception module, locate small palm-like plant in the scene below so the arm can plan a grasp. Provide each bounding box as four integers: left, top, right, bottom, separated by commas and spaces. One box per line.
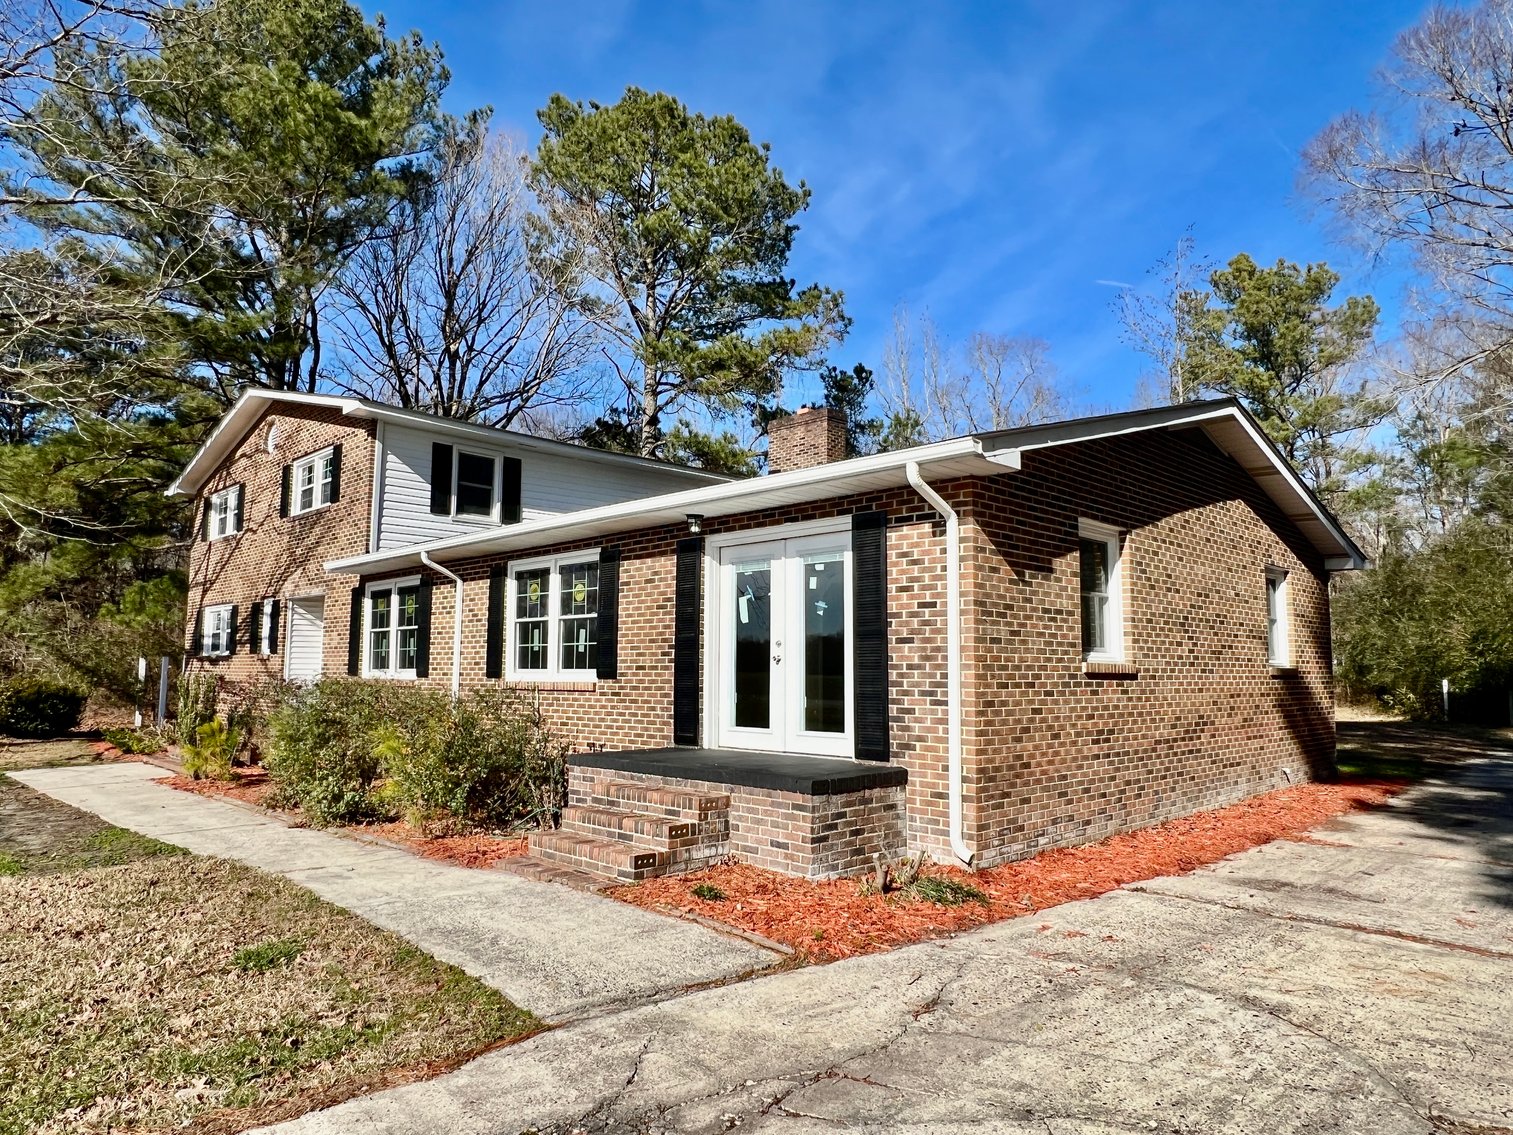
182, 719, 239, 781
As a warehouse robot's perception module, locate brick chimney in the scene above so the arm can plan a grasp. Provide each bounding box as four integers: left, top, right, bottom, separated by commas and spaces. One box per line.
767, 407, 848, 473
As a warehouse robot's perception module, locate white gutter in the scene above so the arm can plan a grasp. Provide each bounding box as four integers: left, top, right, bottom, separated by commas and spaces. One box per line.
905, 460, 973, 867
420, 552, 465, 698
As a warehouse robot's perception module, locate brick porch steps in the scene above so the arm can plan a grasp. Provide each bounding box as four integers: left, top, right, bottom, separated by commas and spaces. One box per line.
528, 779, 733, 883
561, 805, 715, 850
590, 780, 730, 821
529, 830, 670, 883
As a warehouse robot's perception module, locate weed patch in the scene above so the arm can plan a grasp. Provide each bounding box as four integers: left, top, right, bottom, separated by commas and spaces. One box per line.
232, 938, 306, 973
909, 876, 989, 906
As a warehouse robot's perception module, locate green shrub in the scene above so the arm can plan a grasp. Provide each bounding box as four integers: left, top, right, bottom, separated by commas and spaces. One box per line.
176, 673, 218, 747
382, 688, 568, 832
690, 882, 725, 902
264, 680, 567, 831
265, 680, 398, 824
182, 719, 238, 781
0, 678, 86, 738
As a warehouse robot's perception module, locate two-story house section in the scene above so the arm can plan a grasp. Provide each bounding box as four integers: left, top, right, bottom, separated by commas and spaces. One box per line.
168, 389, 732, 686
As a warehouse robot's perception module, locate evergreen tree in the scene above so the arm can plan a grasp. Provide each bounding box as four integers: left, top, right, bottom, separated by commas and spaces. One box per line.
530, 87, 848, 458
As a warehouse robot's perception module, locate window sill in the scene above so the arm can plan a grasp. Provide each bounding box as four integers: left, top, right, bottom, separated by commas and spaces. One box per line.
207, 531, 241, 543
1083, 659, 1138, 679
365, 671, 419, 681
505, 677, 599, 691
1269, 664, 1299, 677
289, 504, 333, 520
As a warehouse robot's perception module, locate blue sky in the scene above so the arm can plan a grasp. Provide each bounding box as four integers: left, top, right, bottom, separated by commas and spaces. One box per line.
363, 0, 1430, 411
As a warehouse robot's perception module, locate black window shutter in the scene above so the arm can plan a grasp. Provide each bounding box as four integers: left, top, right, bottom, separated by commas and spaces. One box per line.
201, 498, 212, 541
232, 485, 244, 534
430, 443, 454, 515
267, 599, 281, 655
225, 604, 239, 656
191, 608, 204, 657
248, 600, 262, 654
347, 587, 363, 675
279, 464, 292, 518
329, 443, 343, 504
852, 511, 890, 761
414, 576, 434, 679
672, 537, 702, 745
484, 565, 506, 679
597, 545, 621, 680
501, 456, 522, 524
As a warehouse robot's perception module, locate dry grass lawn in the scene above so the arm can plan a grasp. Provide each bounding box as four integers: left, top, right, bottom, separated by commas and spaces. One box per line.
0, 736, 106, 773
0, 782, 537, 1134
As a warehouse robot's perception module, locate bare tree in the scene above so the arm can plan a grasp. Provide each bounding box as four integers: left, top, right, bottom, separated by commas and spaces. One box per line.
330, 128, 598, 427
1116, 230, 1211, 405
879, 305, 1071, 441
1305, 0, 1513, 384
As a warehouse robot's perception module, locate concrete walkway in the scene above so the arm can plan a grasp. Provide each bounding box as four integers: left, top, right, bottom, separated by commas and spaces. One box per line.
9, 762, 775, 1021
252, 726, 1513, 1135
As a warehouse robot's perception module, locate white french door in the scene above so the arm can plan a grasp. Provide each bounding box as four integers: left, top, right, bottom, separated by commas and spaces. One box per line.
714, 532, 853, 757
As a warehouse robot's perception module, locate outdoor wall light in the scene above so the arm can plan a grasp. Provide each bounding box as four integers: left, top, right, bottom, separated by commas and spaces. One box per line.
686, 513, 704, 535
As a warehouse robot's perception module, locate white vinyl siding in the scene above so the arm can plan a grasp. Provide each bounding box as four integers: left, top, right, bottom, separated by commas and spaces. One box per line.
374, 424, 714, 552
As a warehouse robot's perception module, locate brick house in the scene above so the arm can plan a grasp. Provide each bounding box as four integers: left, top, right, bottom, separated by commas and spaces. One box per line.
174, 392, 1366, 881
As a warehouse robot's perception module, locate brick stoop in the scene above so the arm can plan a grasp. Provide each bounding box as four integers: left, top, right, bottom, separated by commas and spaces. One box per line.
528, 779, 731, 883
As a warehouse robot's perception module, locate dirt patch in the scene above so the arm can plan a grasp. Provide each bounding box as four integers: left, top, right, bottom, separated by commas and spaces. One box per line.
613, 779, 1406, 962
0, 737, 108, 773
0, 846, 537, 1135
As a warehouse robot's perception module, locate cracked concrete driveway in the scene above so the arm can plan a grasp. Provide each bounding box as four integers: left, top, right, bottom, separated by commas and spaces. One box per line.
256, 726, 1513, 1134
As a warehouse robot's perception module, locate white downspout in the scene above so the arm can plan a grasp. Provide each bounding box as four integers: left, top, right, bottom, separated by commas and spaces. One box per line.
905, 461, 974, 867
420, 552, 464, 699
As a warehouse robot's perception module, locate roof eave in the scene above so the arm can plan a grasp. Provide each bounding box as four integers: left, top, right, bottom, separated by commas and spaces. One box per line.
325, 436, 993, 576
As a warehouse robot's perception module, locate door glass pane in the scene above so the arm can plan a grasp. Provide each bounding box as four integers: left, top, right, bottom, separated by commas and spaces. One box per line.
731, 561, 771, 729
802, 552, 846, 733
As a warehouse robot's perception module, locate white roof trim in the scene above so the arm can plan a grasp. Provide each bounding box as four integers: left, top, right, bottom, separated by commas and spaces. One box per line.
327, 435, 997, 575
166, 388, 735, 497
325, 398, 1368, 578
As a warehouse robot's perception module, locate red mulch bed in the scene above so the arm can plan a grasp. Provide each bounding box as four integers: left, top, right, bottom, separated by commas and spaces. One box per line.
358, 822, 529, 869
164, 765, 277, 808
613, 779, 1407, 961
160, 767, 528, 868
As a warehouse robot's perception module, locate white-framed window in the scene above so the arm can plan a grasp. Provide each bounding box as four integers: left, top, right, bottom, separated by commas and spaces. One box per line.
201, 603, 235, 657
1266, 567, 1290, 666
292, 448, 335, 516
207, 486, 241, 540
507, 551, 601, 680
454, 450, 497, 519
257, 597, 277, 655
365, 578, 421, 679
1078, 519, 1124, 662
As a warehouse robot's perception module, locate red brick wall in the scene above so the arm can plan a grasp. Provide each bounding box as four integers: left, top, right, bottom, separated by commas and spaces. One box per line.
183, 404, 375, 687
767, 407, 848, 473
369, 487, 960, 858
959, 427, 1335, 867
369, 431, 1336, 870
